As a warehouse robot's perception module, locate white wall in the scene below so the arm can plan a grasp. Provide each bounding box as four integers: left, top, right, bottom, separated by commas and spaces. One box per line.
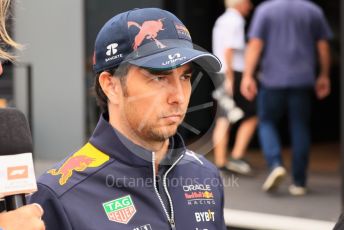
14, 0, 85, 160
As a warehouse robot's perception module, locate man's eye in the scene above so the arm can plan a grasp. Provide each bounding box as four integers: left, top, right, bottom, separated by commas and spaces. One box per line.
181, 74, 192, 80
152, 76, 167, 82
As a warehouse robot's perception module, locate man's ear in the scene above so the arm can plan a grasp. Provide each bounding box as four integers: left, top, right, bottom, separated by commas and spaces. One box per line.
98, 72, 121, 104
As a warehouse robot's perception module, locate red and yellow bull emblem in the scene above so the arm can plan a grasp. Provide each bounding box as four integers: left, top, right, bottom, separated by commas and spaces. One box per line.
48, 143, 109, 185
128, 19, 166, 50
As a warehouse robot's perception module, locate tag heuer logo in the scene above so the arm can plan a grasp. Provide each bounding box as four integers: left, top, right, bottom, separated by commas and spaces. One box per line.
103, 195, 136, 224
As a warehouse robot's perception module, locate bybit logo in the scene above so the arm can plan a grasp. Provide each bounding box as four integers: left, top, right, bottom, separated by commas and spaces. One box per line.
106, 43, 119, 56
195, 210, 215, 222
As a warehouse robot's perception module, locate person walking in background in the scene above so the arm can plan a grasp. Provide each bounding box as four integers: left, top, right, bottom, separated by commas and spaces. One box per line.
241, 0, 332, 195
212, 0, 257, 175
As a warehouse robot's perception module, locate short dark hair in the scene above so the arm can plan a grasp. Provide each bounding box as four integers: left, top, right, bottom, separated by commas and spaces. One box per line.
94, 63, 131, 113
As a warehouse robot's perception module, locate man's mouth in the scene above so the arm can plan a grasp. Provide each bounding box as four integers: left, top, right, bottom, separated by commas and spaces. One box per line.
161, 114, 183, 123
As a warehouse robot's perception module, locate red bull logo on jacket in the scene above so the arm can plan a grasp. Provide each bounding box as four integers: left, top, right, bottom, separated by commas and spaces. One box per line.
128, 19, 166, 50
48, 143, 110, 185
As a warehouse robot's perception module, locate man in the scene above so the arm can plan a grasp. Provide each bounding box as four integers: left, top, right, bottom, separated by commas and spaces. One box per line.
29, 8, 226, 230
212, 0, 256, 175
0, 0, 45, 229
241, 0, 332, 195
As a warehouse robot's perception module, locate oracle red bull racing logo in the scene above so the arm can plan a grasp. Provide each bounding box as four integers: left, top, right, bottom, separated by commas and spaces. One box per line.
48, 143, 109, 185
183, 184, 216, 206
128, 19, 166, 50
103, 195, 136, 224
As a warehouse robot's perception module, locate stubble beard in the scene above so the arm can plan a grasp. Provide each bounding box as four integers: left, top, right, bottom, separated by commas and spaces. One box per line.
125, 110, 181, 143
121, 86, 186, 145
122, 103, 183, 143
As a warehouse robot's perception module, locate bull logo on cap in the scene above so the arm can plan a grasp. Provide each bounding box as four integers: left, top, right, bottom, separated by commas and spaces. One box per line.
128, 19, 167, 50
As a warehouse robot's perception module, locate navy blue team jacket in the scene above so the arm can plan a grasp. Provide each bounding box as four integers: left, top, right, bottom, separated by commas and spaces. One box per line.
29, 114, 226, 230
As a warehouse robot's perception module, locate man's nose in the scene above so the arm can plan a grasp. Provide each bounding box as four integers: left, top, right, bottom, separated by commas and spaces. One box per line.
167, 79, 186, 105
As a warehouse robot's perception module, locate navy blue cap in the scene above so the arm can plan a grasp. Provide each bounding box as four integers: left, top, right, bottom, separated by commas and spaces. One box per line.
93, 8, 221, 73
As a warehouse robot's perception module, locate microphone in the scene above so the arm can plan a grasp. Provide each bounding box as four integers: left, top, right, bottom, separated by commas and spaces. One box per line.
0, 108, 37, 211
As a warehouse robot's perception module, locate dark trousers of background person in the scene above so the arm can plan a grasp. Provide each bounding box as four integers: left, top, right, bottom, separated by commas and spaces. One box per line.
257, 86, 312, 187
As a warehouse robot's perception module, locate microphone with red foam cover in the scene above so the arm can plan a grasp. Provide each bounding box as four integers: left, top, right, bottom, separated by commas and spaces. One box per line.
0, 108, 37, 211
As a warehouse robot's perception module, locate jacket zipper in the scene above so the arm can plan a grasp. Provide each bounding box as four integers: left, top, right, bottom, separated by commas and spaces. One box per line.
152, 152, 184, 230
163, 154, 184, 230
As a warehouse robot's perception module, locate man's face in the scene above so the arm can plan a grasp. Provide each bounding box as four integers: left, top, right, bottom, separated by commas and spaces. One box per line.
117, 64, 192, 143
239, 0, 253, 17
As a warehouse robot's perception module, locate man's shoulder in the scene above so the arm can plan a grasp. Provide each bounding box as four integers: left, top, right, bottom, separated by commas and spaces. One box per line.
255, 0, 275, 11
182, 150, 220, 176
37, 142, 112, 197
300, 0, 323, 15
261, 0, 322, 13
215, 10, 242, 27
255, 0, 293, 14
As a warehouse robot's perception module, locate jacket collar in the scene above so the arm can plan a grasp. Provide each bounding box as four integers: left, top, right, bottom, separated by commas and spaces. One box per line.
89, 113, 186, 167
